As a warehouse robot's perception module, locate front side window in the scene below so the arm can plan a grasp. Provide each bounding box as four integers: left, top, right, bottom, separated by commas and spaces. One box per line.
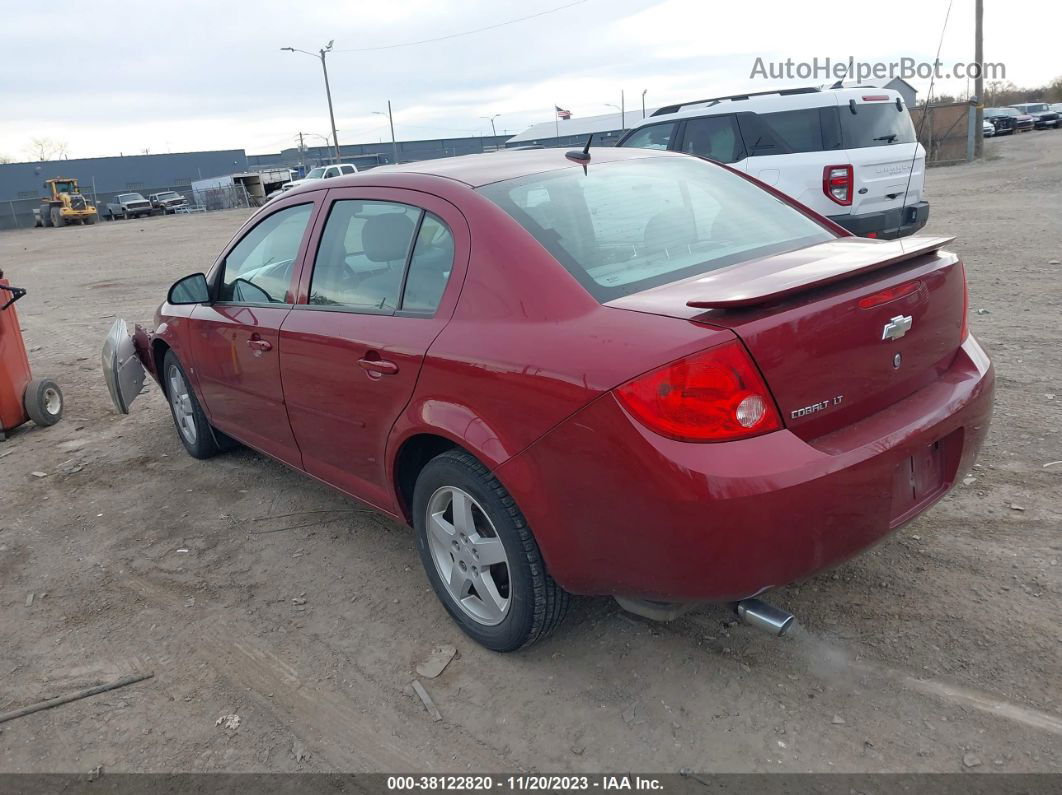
680, 115, 746, 163
479, 158, 832, 302
218, 203, 314, 304
622, 122, 678, 151
310, 201, 420, 311
305, 167, 326, 179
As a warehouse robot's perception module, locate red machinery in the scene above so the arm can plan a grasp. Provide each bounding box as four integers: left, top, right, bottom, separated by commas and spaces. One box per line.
0, 269, 63, 440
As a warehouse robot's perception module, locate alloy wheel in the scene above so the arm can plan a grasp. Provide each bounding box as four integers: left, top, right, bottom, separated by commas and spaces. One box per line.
167, 364, 197, 445
425, 486, 511, 626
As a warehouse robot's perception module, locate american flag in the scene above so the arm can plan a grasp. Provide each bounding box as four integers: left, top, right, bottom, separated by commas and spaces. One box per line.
555, 106, 572, 120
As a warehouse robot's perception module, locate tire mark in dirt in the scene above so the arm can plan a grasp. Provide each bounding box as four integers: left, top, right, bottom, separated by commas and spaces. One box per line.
116, 573, 508, 771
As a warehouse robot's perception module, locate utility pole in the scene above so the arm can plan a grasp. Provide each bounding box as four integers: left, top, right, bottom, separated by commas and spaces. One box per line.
374, 103, 399, 163
621, 90, 626, 131
974, 0, 984, 158
281, 41, 341, 164
388, 100, 397, 164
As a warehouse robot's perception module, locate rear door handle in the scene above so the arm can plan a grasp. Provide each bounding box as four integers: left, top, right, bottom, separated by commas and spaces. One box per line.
357, 357, 399, 376
247, 336, 272, 352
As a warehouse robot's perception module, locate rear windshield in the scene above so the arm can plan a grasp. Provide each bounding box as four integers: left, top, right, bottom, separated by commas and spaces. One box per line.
478, 157, 833, 302
841, 103, 916, 148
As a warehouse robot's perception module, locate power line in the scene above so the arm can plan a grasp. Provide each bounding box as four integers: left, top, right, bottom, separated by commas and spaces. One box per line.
334, 0, 590, 53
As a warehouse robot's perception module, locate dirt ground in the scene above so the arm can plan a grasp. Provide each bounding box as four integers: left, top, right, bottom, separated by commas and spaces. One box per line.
1, 131, 1059, 775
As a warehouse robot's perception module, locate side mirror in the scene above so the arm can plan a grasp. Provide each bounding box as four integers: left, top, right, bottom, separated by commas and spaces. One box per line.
168, 273, 210, 305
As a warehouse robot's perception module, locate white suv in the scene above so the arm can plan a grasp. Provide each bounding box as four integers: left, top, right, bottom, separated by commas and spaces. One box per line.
281, 163, 359, 192
618, 85, 928, 239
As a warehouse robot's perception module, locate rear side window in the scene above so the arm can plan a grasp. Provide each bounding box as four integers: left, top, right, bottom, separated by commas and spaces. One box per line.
401, 213, 455, 313
479, 158, 832, 302
310, 201, 420, 311
679, 115, 746, 163
219, 203, 314, 304
738, 108, 843, 155
340, 165, 356, 174
622, 122, 678, 151
841, 103, 916, 148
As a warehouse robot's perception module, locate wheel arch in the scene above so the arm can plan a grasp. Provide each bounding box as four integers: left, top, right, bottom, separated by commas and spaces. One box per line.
392, 432, 466, 524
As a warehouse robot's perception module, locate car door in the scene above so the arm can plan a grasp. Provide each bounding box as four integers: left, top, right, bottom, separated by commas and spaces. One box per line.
189, 196, 320, 465
279, 187, 468, 512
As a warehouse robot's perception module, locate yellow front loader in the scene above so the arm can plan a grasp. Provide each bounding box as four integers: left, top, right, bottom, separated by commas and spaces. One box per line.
35, 178, 98, 228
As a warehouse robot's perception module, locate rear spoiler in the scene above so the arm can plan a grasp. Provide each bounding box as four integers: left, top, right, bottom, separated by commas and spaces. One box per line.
686, 235, 955, 310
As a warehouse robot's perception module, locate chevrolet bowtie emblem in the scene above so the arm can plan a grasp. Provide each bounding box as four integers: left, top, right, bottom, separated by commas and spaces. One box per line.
882, 314, 913, 341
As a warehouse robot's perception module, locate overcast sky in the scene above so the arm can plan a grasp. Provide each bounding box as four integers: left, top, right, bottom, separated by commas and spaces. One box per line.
1, 0, 1058, 161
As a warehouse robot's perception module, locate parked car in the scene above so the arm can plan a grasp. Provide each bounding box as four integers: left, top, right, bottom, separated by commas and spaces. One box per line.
105, 192, 152, 220
983, 108, 1017, 135
148, 191, 189, 214
103, 147, 993, 651
618, 85, 928, 240
1009, 103, 1059, 130
990, 107, 1035, 132
982, 120, 995, 137
280, 163, 359, 192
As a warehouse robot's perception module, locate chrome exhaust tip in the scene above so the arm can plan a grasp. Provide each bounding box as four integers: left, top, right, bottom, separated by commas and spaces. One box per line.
735, 598, 795, 637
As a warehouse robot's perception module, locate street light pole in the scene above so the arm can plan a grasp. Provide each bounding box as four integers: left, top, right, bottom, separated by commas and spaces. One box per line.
621, 90, 625, 131
374, 104, 399, 163
481, 114, 500, 138
281, 41, 341, 164
641, 89, 647, 119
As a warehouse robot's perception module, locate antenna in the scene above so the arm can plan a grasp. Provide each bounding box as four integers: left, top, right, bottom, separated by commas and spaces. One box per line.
565, 134, 593, 162
898, 0, 953, 237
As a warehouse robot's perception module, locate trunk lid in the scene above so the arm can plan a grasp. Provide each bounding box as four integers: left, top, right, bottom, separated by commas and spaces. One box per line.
607, 236, 967, 440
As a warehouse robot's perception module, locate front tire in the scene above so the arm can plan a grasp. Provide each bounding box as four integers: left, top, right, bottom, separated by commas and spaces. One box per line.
412, 450, 570, 652
162, 350, 225, 459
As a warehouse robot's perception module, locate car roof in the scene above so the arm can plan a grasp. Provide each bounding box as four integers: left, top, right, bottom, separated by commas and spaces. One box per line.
288, 147, 682, 192
625, 86, 903, 130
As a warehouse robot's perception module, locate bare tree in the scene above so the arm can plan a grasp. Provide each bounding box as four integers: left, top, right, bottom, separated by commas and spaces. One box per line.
0, 154, 13, 164
26, 137, 69, 161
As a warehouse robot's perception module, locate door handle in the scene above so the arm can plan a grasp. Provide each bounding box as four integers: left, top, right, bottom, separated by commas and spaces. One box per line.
247, 337, 272, 352
357, 357, 399, 376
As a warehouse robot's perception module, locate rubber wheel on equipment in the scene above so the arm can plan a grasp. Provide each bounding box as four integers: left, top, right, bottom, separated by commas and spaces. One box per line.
412, 449, 570, 652
50, 207, 63, 227
23, 378, 63, 427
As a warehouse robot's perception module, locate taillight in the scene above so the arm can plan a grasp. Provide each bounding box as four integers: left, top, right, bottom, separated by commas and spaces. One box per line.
858, 279, 923, 309
823, 165, 853, 205
615, 340, 782, 442
959, 262, 969, 341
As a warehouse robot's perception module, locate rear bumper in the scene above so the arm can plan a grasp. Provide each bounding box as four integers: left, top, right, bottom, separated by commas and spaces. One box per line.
496, 336, 994, 602
830, 201, 929, 240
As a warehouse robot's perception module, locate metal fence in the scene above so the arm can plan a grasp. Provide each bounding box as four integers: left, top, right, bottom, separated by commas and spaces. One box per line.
1, 183, 259, 232
909, 101, 978, 165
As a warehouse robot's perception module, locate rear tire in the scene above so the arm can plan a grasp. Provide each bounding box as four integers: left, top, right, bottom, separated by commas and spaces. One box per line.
161, 350, 227, 459
50, 207, 63, 227
41, 207, 52, 227
85, 214, 97, 225
412, 450, 570, 652
23, 378, 63, 427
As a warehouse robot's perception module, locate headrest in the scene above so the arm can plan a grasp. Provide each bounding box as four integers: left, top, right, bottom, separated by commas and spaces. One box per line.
363, 213, 414, 262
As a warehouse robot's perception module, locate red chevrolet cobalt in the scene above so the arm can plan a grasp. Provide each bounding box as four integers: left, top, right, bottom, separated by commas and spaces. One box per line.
103, 147, 993, 651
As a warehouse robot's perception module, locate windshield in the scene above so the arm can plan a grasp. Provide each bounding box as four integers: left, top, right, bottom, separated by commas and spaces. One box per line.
117, 193, 145, 201
478, 157, 833, 302
305, 167, 327, 179
156, 191, 179, 199
841, 103, 916, 147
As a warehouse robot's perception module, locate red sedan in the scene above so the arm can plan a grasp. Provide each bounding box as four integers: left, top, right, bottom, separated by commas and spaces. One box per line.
104, 147, 993, 651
